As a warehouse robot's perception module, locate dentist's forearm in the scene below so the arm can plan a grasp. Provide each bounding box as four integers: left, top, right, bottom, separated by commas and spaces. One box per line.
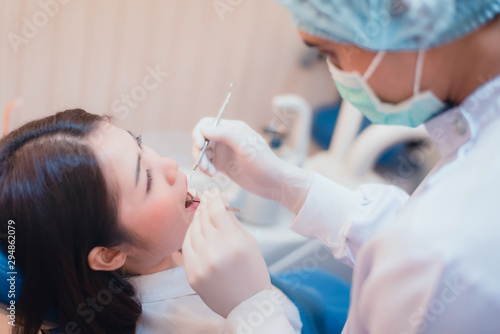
276, 163, 314, 215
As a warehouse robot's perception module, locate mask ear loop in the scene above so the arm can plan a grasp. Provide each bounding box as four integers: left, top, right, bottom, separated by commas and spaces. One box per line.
414, 49, 426, 95
362, 51, 386, 80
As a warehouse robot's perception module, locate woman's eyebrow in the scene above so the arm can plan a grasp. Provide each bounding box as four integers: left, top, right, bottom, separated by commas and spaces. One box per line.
126, 130, 141, 188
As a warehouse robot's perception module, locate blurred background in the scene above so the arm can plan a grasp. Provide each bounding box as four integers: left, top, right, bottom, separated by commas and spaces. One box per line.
0, 0, 337, 140
1, 0, 439, 195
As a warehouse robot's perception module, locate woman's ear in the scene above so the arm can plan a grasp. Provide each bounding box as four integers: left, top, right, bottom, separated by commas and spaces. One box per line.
88, 246, 127, 271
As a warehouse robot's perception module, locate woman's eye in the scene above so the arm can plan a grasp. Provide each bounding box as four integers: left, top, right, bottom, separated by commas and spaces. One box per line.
136, 135, 143, 148
146, 168, 152, 192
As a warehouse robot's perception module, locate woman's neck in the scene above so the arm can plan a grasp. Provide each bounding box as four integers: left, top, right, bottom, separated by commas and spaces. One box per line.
123, 250, 184, 275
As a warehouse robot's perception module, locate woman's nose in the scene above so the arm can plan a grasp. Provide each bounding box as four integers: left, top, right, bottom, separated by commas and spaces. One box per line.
161, 157, 178, 186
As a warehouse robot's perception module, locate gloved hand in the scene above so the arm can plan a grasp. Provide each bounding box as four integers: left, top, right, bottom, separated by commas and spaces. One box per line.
182, 189, 272, 318
192, 118, 313, 214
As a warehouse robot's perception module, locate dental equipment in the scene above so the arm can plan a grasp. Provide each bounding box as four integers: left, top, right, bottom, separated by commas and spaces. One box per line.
3, 98, 22, 136
189, 83, 233, 183
185, 188, 242, 212
190, 199, 243, 213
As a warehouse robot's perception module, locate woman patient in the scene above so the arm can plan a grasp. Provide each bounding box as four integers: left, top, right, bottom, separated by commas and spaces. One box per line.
0, 109, 348, 334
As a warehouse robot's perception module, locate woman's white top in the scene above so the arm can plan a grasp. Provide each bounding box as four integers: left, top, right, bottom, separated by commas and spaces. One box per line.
290, 75, 500, 334
128, 265, 302, 333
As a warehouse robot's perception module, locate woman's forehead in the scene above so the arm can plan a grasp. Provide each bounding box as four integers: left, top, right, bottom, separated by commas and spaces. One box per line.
90, 124, 139, 196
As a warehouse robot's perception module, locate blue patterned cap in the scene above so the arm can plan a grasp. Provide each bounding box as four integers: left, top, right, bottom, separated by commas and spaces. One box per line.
275, 0, 500, 51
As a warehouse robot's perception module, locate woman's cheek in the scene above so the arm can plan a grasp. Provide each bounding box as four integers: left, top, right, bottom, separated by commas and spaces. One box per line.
142, 202, 176, 234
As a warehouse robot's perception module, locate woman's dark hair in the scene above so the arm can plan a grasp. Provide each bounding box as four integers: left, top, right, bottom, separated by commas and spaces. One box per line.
0, 109, 142, 334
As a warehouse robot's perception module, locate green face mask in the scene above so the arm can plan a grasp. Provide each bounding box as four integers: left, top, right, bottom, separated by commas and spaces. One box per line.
327, 50, 446, 127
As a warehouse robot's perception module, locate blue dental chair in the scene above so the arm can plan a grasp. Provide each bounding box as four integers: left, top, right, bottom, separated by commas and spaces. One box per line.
0, 246, 23, 311
0, 247, 58, 332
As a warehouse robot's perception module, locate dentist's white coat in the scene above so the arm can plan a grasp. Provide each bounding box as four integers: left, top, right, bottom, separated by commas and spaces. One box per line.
223, 75, 500, 334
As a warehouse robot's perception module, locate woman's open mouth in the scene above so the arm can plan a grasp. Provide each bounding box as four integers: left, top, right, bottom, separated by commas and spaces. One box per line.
185, 189, 200, 209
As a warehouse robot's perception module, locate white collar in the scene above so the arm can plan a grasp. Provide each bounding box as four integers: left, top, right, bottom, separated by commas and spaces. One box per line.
425, 75, 500, 159
126, 266, 197, 303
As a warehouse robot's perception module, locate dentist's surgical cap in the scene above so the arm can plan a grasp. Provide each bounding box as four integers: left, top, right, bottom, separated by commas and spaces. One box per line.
275, 0, 500, 51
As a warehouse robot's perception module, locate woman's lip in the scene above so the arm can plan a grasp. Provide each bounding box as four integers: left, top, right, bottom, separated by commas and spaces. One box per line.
185, 195, 200, 210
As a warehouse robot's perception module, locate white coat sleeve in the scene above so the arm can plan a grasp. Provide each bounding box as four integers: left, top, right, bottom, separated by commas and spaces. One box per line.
290, 172, 410, 267
222, 289, 297, 334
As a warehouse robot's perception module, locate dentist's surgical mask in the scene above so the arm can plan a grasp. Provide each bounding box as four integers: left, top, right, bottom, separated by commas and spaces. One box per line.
327, 50, 446, 127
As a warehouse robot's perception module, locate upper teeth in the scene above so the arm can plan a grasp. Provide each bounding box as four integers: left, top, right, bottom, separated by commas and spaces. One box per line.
186, 188, 197, 203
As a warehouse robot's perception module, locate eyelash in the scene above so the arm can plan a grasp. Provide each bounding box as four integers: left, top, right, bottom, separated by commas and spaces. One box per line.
136, 135, 143, 148
146, 168, 152, 192
135, 134, 152, 192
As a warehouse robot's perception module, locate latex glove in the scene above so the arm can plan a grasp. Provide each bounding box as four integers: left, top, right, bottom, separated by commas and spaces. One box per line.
192, 118, 313, 214
182, 189, 271, 318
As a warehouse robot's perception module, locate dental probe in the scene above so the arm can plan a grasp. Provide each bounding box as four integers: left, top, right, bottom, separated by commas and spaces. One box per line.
191, 200, 242, 213
185, 188, 242, 213
189, 83, 234, 183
